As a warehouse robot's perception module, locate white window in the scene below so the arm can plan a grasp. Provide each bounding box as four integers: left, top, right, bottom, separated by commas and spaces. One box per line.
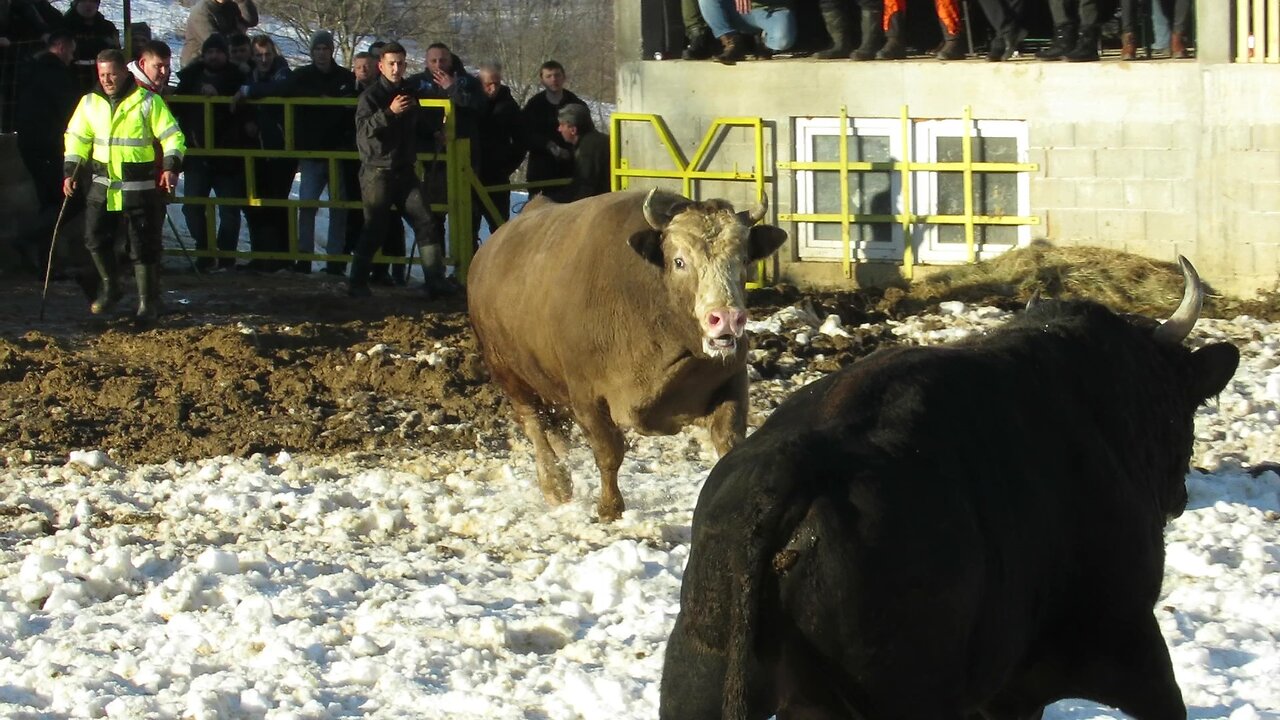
913, 119, 1032, 263
794, 117, 1031, 265
794, 117, 905, 261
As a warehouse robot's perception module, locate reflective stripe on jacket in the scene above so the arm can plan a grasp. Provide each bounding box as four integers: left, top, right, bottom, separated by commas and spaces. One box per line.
64, 83, 186, 211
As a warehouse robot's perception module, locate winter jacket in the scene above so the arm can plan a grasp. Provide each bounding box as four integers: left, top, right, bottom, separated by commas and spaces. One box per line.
475, 84, 525, 181
16, 50, 80, 160
174, 59, 250, 152
355, 74, 425, 172
521, 88, 584, 184
243, 54, 291, 150
550, 128, 610, 203
180, 0, 258, 68
62, 5, 118, 90
286, 62, 357, 151
63, 75, 185, 211
405, 57, 484, 148
62, 5, 118, 63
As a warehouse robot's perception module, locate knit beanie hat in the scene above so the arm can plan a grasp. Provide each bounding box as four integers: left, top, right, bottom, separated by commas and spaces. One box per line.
310, 31, 335, 50
202, 33, 229, 55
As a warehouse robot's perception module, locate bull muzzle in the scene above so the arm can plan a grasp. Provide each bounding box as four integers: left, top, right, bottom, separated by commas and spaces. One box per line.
703, 307, 748, 358
1152, 256, 1203, 346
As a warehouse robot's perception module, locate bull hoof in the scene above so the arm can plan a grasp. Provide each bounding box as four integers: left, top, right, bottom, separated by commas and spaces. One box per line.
596, 497, 625, 523
538, 471, 574, 506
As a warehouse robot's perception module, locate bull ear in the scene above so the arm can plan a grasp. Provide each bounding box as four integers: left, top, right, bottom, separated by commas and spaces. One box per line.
628, 229, 665, 267
1190, 343, 1239, 401
642, 188, 692, 230
746, 225, 787, 261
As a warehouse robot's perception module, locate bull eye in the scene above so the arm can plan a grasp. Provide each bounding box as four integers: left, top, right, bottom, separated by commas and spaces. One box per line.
673, 257, 686, 270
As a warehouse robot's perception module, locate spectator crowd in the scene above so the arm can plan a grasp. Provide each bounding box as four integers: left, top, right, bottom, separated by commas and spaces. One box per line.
677, 0, 1197, 64
3, 0, 611, 301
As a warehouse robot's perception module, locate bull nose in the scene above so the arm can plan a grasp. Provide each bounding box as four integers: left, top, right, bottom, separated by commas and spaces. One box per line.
705, 308, 748, 336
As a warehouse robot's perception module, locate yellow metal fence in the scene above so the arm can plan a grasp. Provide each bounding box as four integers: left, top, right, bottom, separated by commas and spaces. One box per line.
609, 106, 1040, 282
776, 106, 1039, 279
167, 95, 504, 282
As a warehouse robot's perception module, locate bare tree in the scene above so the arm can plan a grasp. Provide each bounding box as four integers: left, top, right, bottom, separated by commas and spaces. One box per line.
447, 0, 615, 113
256, 0, 453, 65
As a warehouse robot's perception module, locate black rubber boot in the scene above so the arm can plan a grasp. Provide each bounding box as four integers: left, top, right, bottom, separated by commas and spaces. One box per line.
1065, 25, 1100, 62
850, 9, 886, 60
876, 12, 907, 59
134, 264, 160, 322
815, 0, 853, 58
681, 30, 716, 60
88, 249, 122, 315
1036, 23, 1077, 60
936, 31, 966, 60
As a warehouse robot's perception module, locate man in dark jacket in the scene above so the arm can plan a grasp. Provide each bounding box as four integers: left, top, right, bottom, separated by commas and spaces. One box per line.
547, 103, 610, 203
473, 60, 524, 242
337, 49, 406, 283
14, 30, 80, 271
181, 0, 257, 68
234, 33, 292, 271
351, 41, 444, 298
175, 33, 249, 270
63, 0, 119, 91
407, 42, 483, 259
520, 60, 583, 196
288, 30, 356, 273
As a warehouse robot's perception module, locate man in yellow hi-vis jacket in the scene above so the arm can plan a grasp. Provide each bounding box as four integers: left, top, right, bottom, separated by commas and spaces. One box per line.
64, 48, 185, 321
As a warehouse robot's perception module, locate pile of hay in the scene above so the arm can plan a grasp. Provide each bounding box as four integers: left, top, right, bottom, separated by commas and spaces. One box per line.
911, 242, 1191, 315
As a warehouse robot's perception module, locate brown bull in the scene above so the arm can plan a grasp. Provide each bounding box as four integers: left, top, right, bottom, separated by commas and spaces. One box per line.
467, 189, 787, 520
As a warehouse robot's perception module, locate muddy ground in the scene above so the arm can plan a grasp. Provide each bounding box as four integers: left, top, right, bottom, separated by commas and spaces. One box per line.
4, 256, 1276, 467
0, 268, 908, 466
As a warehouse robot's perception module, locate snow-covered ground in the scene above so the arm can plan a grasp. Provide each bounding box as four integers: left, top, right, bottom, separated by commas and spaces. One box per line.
1, 304, 1278, 720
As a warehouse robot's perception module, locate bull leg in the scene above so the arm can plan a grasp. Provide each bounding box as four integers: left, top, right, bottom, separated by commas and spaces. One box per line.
1067, 615, 1185, 720
704, 373, 749, 457
572, 397, 627, 521
510, 400, 573, 506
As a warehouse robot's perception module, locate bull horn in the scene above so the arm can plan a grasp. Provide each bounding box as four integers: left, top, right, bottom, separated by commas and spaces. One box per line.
1152, 256, 1204, 345
642, 188, 663, 229
741, 194, 769, 225
1025, 290, 1043, 311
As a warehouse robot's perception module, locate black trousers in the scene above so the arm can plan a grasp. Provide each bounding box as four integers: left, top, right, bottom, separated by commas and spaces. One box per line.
245, 157, 296, 267
343, 160, 406, 274
1047, 0, 1100, 27
974, 0, 1024, 35
356, 166, 438, 263
85, 184, 165, 265
471, 169, 512, 248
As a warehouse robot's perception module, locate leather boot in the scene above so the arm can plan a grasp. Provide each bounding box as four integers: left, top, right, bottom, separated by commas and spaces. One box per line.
1065, 25, 1100, 62
681, 29, 716, 60
815, 0, 853, 58
88, 249, 122, 314
1037, 23, 1077, 60
713, 32, 748, 65
876, 12, 907, 59
850, 9, 885, 60
134, 264, 160, 321
936, 28, 966, 60
1171, 32, 1190, 59
1121, 31, 1138, 60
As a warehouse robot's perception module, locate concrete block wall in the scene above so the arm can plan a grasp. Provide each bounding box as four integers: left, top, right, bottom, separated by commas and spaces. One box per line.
613, 3, 1280, 296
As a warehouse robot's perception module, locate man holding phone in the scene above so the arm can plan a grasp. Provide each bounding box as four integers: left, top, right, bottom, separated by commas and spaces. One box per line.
350, 41, 444, 298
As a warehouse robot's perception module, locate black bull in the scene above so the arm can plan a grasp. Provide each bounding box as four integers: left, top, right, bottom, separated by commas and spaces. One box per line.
661, 258, 1240, 720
